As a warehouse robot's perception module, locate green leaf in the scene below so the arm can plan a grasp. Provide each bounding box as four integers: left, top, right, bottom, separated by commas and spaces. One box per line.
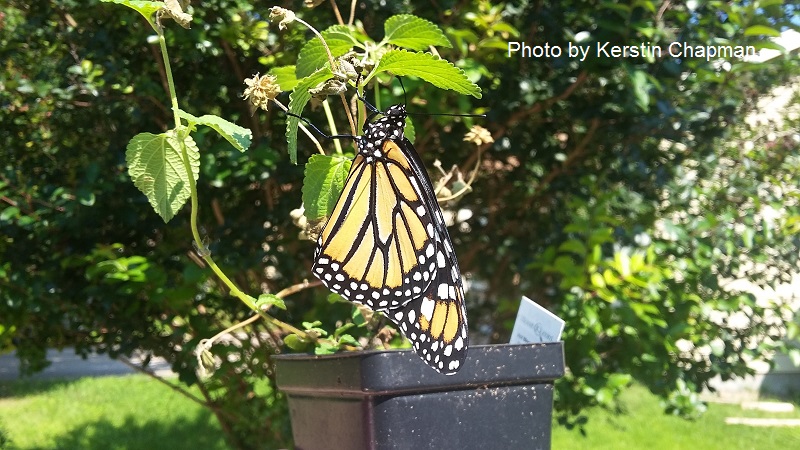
175, 109, 252, 152
303, 154, 351, 220
404, 117, 416, 143
743, 25, 781, 37
630, 69, 650, 111
606, 373, 633, 389
284, 334, 311, 351
373, 50, 481, 98
270, 65, 300, 92
336, 334, 359, 347
352, 306, 367, 327
326, 293, 346, 304
314, 342, 339, 355
256, 293, 286, 311
126, 129, 200, 223
0, 206, 20, 221
296, 25, 358, 79
286, 67, 334, 164
384, 15, 451, 51
558, 239, 587, 256
101, 0, 163, 26
334, 323, 355, 339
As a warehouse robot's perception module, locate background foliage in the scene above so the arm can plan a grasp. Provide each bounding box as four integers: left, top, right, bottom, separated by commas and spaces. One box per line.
1, 0, 799, 447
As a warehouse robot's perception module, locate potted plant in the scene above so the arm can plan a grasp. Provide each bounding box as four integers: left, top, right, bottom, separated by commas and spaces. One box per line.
273, 342, 564, 449
102, 1, 564, 447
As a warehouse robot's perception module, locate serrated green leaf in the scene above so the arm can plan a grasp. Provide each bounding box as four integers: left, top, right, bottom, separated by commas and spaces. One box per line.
743, 25, 781, 37
303, 154, 351, 220
175, 109, 252, 152
297, 25, 358, 79
270, 65, 300, 92
384, 14, 451, 50
101, 0, 163, 26
373, 50, 481, 98
126, 129, 200, 223
256, 293, 287, 311
287, 67, 334, 164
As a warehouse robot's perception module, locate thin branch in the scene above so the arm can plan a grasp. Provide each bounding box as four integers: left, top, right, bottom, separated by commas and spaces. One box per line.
329, 0, 344, 25
347, 0, 357, 25
117, 356, 208, 408
275, 279, 322, 298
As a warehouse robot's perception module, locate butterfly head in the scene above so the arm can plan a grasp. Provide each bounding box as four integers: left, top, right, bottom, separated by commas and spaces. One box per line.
363, 104, 407, 143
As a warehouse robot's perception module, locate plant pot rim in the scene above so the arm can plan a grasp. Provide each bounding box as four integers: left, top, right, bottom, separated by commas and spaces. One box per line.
273, 341, 564, 397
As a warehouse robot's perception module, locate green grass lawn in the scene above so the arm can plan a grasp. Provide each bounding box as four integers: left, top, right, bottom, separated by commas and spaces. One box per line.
0, 375, 228, 450
552, 384, 800, 449
1, 375, 799, 449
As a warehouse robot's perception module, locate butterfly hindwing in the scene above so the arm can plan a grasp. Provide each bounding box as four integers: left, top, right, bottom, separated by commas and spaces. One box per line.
312, 104, 469, 374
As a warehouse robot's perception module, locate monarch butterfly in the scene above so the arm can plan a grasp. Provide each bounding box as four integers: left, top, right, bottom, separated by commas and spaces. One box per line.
311, 103, 469, 375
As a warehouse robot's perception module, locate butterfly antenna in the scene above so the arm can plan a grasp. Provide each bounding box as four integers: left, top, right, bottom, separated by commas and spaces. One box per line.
398, 77, 408, 106
407, 111, 487, 118
395, 76, 485, 119
286, 112, 356, 141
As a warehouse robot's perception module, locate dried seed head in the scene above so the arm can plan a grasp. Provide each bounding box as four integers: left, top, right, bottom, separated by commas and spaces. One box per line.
463, 125, 494, 145
243, 73, 281, 111
309, 78, 347, 102
269, 7, 296, 30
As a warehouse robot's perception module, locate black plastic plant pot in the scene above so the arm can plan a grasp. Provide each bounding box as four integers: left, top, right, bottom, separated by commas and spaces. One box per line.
272, 342, 565, 450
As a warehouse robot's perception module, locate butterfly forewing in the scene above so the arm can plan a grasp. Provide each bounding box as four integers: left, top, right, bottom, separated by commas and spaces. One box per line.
313, 145, 437, 310
312, 104, 469, 374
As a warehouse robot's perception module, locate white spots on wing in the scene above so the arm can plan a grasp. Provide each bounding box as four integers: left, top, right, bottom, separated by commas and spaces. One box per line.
420, 298, 435, 320
312, 104, 470, 376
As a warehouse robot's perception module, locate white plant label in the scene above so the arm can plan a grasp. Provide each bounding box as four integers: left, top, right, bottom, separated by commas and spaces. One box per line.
509, 296, 565, 344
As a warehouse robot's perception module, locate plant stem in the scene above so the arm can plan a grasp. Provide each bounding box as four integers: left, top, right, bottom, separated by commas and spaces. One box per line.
155, 25, 311, 341
292, 16, 357, 135
322, 99, 343, 154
